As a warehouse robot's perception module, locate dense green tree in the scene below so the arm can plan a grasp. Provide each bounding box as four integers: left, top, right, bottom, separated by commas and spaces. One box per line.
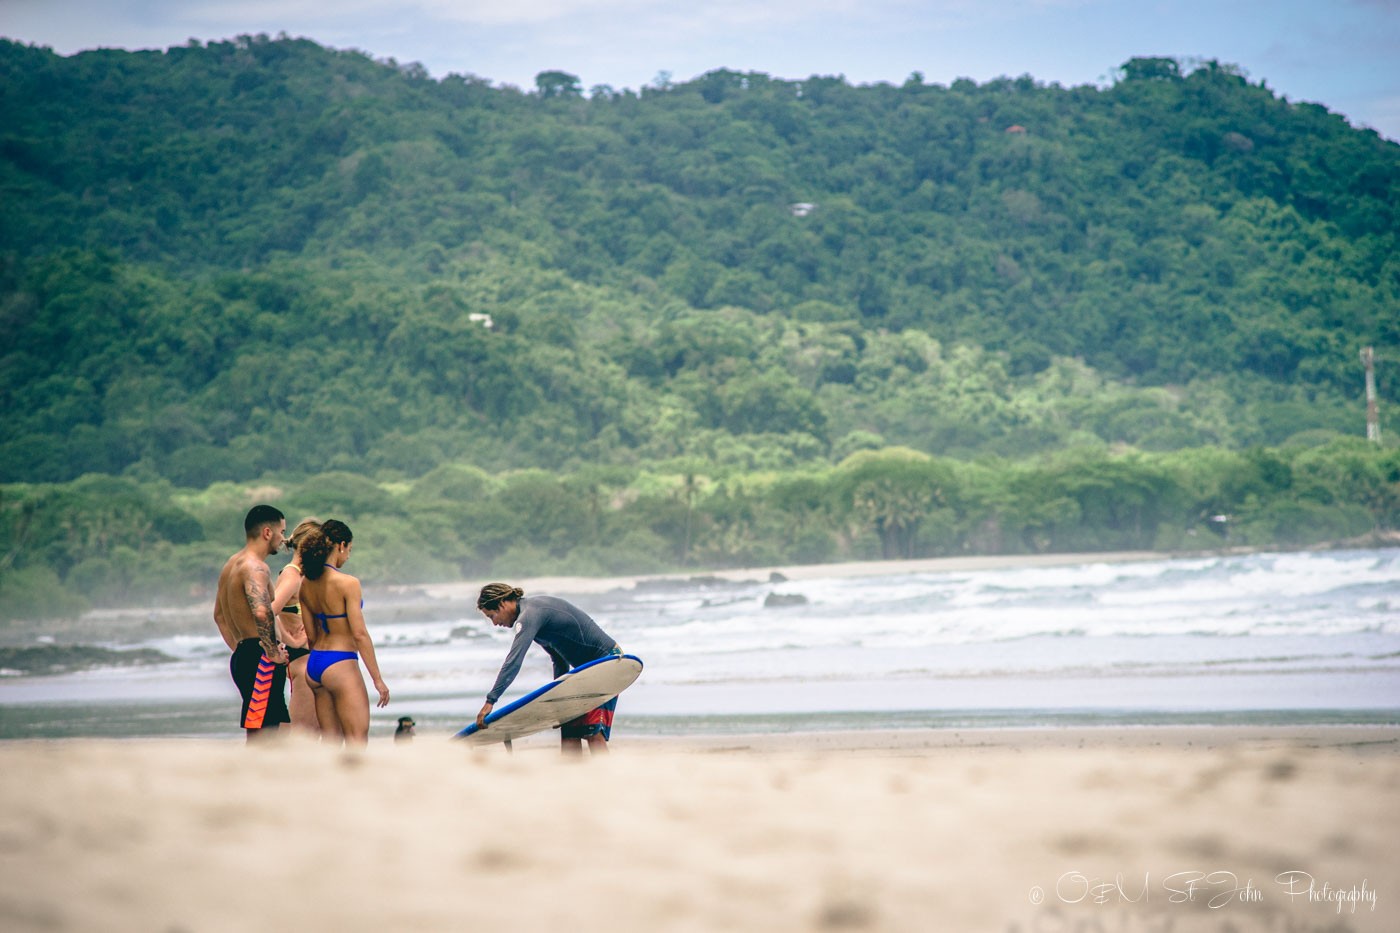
534, 70, 583, 99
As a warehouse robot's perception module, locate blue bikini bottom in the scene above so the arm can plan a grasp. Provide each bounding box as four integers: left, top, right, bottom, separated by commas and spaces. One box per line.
306, 649, 358, 683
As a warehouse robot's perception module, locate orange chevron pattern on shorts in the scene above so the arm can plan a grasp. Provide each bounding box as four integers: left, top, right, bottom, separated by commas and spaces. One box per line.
243, 654, 276, 729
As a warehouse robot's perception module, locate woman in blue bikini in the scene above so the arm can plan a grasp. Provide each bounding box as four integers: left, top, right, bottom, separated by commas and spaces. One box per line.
297, 520, 390, 745
272, 518, 328, 736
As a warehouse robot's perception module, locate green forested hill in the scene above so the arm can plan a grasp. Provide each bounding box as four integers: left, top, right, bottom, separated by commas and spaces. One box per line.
1, 37, 1398, 615
2, 37, 1397, 485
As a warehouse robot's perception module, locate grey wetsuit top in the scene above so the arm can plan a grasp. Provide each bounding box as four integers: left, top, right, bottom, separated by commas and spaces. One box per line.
486, 595, 618, 703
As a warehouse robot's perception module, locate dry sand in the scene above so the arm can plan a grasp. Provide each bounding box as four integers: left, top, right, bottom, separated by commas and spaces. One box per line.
1, 726, 1396, 932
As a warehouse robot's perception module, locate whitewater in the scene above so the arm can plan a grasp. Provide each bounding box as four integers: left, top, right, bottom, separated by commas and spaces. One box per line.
2, 548, 1397, 738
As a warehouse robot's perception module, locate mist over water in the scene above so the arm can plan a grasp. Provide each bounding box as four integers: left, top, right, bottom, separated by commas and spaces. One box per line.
2, 549, 1397, 738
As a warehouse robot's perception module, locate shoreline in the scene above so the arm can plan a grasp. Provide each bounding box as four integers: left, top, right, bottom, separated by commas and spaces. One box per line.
3, 703, 1398, 742
2, 721, 1398, 750
403, 548, 1168, 601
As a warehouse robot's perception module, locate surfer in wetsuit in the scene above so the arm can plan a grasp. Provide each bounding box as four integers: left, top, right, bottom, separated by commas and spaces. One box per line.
475, 583, 622, 755
213, 505, 290, 743
297, 520, 390, 746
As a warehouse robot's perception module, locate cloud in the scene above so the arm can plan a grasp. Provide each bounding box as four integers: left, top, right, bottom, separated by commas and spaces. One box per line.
177, 0, 880, 31
178, 0, 1006, 34
411, 0, 893, 29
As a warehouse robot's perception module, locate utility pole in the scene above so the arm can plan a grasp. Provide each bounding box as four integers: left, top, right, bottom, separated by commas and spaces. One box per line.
1361, 346, 1380, 443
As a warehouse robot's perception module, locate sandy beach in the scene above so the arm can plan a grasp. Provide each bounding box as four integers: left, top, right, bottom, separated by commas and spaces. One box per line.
1, 725, 1395, 932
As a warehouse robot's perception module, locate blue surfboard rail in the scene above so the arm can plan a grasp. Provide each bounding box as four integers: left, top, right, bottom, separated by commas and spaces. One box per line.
453, 653, 644, 740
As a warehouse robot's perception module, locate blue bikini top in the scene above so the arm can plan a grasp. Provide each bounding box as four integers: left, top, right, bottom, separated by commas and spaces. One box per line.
311, 566, 363, 634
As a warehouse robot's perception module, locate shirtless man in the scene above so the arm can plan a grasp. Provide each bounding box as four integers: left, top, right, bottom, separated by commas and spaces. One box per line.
214, 504, 291, 743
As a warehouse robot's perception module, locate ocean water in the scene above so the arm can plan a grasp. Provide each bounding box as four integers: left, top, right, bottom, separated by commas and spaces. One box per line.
2, 549, 1398, 739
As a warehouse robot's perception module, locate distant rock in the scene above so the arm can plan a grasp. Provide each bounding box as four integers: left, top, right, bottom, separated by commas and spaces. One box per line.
633, 575, 753, 592
763, 593, 808, 608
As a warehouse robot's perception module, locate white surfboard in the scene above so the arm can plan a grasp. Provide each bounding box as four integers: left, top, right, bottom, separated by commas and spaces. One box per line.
454, 654, 643, 746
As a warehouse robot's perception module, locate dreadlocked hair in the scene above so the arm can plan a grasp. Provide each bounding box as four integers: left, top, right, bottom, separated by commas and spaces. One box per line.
477, 583, 524, 611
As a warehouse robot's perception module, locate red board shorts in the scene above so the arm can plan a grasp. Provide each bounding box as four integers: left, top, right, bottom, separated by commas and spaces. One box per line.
560, 695, 618, 742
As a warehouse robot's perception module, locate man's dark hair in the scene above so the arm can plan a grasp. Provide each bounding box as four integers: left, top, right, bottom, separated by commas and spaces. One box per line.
244, 504, 285, 537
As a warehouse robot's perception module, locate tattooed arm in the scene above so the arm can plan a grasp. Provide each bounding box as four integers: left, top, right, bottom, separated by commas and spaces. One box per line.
244, 559, 287, 664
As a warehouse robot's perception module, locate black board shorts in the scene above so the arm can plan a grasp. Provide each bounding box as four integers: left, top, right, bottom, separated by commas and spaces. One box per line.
230, 638, 289, 730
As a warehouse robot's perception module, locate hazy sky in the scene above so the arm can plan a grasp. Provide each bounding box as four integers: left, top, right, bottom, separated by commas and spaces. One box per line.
4, 0, 1398, 141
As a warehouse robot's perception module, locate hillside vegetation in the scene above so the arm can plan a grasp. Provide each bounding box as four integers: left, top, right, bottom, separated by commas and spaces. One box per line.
1, 37, 1397, 617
